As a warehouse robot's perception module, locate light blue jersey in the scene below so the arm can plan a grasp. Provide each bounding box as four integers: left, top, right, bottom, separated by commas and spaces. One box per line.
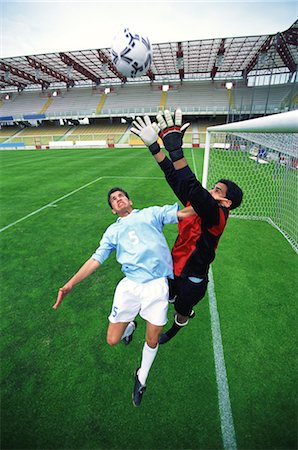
92, 204, 179, 283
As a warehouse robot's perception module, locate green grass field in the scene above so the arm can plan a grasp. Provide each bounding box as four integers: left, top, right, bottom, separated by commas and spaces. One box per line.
1, 147, 297, 450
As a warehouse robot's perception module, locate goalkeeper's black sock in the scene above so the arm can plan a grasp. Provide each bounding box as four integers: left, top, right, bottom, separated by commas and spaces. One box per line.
160, 315, 189, 342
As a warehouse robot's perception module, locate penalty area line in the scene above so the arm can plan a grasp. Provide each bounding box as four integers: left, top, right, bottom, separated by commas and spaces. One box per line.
0, 176, 104, 233
0, 175, 165, 233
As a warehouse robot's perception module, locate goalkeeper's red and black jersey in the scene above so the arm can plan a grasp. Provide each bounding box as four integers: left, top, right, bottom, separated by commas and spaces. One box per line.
159, 157, 229, 278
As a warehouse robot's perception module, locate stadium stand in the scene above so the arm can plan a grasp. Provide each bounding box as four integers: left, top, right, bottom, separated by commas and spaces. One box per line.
7, 124, 73, 145
0, 21, 296, 148
69, 123, 129, 144
0, 82, 293, 124
0, 126, 20, 142
166, 82, 229, 113
232, 83, 296, 114
101, 84, 163, 115
159, 90, 168, 110
0, 122, 131, 146
0, 91, 49, 119
45, 88, 104, 118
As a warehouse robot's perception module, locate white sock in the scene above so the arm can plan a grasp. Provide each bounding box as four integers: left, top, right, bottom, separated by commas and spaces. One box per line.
121, 321, 135, 340
137, 342, 158, 386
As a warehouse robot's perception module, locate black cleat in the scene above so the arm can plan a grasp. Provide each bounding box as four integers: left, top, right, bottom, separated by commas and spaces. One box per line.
189, 310, 196, 319
132, 369, 146, 407
168, 294, 177, 304
158, 332, 171, 345
122, 321, 137, 346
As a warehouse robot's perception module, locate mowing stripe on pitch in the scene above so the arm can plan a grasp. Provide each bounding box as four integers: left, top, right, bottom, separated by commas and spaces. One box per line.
0, 175, 164, 233
191, 147, 237, 450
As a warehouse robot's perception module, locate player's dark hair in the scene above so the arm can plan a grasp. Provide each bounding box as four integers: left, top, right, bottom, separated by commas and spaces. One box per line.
218, 179, 243, 210
107, 187, 130, 208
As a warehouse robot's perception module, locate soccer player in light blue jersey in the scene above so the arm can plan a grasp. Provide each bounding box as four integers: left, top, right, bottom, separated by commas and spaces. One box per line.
53, 187, 194, 406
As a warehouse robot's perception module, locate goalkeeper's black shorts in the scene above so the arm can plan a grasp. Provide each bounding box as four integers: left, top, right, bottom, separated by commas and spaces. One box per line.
169, 275, 208, 317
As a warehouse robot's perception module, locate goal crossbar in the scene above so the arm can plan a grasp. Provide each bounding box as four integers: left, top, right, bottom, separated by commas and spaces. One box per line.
206, 110, 298, 133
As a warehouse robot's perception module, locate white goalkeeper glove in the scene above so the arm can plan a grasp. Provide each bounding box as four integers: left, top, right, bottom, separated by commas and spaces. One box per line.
156, 109, 190, 161
130, 116, 161, 155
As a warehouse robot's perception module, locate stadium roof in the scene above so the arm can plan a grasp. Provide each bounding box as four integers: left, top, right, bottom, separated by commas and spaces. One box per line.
0, 20, 297, 92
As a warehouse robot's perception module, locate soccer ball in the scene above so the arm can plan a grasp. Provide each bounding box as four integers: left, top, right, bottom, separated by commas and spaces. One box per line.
111, 27, 153, 78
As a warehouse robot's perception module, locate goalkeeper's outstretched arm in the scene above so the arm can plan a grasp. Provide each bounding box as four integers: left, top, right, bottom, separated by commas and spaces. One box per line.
130, 114, 189, 205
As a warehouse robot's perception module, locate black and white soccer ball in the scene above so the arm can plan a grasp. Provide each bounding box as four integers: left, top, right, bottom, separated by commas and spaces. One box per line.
111, 28, 153, 78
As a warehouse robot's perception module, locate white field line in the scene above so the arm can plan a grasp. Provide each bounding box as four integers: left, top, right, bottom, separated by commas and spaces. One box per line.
0, 176, 103, 233
191, 147, 237, 450
191, 147, 198, 175
208, 268, 237, 449
0, 175, 164, 233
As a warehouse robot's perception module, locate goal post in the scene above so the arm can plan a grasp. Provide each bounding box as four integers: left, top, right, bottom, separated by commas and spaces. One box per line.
202, 110, 298, 253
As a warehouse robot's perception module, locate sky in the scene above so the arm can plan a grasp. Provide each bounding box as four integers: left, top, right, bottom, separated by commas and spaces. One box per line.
0, 0, 297, 58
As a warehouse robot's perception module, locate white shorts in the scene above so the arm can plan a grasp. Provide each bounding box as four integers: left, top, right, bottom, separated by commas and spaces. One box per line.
108, 277, 169, 326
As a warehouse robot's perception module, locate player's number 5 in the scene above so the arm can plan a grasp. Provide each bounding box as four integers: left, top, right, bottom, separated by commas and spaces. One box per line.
128, 230, 140, 245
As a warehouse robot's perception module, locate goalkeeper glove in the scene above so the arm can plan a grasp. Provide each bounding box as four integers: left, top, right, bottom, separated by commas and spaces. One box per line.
130, 116, 161, 155
156, 109, 190, 162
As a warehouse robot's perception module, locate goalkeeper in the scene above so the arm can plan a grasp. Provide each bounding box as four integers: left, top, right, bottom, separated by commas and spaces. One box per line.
131, 110, 243, 344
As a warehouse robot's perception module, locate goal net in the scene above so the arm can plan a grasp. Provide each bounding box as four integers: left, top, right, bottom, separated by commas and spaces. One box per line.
202, 111, 298, 253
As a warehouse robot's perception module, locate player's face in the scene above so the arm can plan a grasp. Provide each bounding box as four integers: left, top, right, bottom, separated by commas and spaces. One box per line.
209, 182, 227, 200
109, 191, 133, 216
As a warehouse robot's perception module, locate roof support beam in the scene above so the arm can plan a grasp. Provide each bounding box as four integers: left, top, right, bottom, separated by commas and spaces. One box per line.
59, 53, 100, 84
26, 56, 74, 87
242, 35, 273, 78
97, 49, 127, 82
176, 42, 184, 80
0, 62, 50, 89
282, 20, 298, 45
276, 32, 296, 74
211, 38, 225, 80
0, 76, 27, 90
146, 69, 155, 81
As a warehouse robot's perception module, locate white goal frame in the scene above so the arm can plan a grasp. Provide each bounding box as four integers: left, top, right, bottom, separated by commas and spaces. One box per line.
202, 110, 298, 253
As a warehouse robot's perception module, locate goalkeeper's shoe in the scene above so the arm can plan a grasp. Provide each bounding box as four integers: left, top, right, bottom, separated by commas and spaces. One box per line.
189, 310, 196, 319
168, 294, 177, 304
122, 321, 137, 346
132, 369, 146, 407
158, 332, 171, 345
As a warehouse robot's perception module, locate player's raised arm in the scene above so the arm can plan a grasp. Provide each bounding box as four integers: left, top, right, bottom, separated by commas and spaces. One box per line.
130, 115, 163, 158
53, 258, 100, 309
131, 114, 192, 205
156, 108, 190, 168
